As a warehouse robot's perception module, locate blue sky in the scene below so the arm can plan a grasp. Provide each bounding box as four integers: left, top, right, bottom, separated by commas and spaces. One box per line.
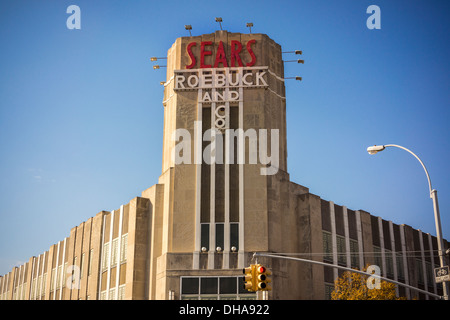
0, 0, 449, 275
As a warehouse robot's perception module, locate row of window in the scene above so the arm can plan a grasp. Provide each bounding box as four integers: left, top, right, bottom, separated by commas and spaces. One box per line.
102, 234, 128, 271
200, 223, 239, 251
11, 283, 27, 300
30, 273, 47, 299
5, 233, 129, 300
100, 284, 126, 300
323, 232, 360, 268
323, 231, 407, 278
98, 234, 128, 300
181, 276, 256, 300
322, 231, 439, 293
416, 259, 434, 286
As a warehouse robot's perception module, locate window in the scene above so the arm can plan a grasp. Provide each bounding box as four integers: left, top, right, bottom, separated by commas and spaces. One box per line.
181, 277, 199, 295
349, 239, 359, 269
323, 231, 332, 262
31, 278, 37, 299
102, 242, 110, 271
336, 235, 346, 265
41, 273, 47, 297
416, 259, 424, 285
230, 223, 239, 251
56, 265, 62, 289
88, 249, 93, 276
120, 234, 128, 263
216, 224, 224, 250
201, 223, 210, 251
425, 262, 433, 285
63, 262, 68, 288
324, 283, 334, 300
118, 285, 126, 300
80, 253, 85, 278
36, 276, 41, 298
220, 277, 237, 294
201, 277, 218, 295
109, 287, 116, 300
50, 268, 56, 291
396, 253, 404, 280
373, 246, 382, 272
181, 277, 256, 300
111, 238, 119, 267
385, 250, 394, 278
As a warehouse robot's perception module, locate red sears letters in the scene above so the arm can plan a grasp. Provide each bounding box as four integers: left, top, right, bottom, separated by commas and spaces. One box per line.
186, 40, 256, 69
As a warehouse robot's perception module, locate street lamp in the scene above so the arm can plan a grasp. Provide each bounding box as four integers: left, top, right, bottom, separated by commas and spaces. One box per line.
367, 144, 448, 300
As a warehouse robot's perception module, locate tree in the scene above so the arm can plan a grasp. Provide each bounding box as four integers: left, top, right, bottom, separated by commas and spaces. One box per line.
331, 265, 406, 300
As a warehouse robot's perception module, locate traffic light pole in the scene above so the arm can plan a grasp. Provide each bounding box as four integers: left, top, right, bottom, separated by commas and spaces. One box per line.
254, 252, 444, 300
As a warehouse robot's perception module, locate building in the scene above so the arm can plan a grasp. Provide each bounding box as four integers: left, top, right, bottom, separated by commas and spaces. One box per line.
0, 30, 448, 300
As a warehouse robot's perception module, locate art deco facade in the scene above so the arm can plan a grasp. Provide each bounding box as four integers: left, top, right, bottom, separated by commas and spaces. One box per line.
1, 30, 448, 300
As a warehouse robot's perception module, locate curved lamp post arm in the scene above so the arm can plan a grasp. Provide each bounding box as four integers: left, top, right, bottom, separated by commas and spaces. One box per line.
383, 144, 433, 197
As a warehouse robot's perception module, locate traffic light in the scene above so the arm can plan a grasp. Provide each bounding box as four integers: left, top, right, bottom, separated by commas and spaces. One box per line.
255, 264, 272, 291
242, 264, 256, 292
242, 264, 272, 292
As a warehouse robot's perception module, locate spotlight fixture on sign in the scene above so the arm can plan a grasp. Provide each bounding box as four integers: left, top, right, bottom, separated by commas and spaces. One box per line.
215, 17, 223, 30
284, 50, 304, 63
285, 76, 302, 81
185, 25, 192, 36
282, 50, 302, 55
246, 22, 253, 33
150, 57, 167, 61
153, 65, 166, 70
284, 59, 304, 64
283, 50, 304, 81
